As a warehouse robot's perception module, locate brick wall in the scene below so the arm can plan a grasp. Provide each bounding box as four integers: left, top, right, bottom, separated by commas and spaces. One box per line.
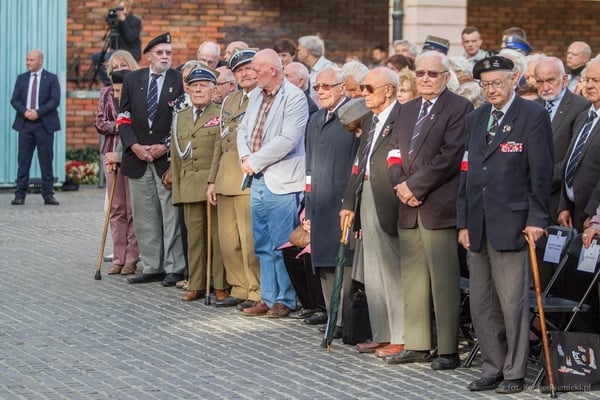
67, 0, 389, 148
467, 0, 600, 57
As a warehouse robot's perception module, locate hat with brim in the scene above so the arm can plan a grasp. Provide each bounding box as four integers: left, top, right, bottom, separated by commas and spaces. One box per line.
422, 35, 450, 55
473, 56, 514, 80
504, 36, 532, 55
228, 48, 258, 71
143, 32, 172, 54
338, 98, 369, 126
186, 66, 218, 84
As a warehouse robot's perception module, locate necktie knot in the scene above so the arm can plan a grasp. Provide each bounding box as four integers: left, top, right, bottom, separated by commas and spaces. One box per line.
546, 101, 554, 114
326, 111, 333, 122
589, 110, 598, 121
372, 115, 379, 125
151, 73, 160, 80
492, 110, 504, 121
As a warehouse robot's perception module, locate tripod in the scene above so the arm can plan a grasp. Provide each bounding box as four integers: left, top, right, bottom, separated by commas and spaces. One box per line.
89, 26, 120, 89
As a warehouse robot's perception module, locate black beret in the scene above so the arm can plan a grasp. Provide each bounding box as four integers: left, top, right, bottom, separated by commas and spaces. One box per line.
473, 56, 514, 80
110, 70, 130, 84
143, 32, 172, 54
228, 48, 257, 71
186, 66, 218, 84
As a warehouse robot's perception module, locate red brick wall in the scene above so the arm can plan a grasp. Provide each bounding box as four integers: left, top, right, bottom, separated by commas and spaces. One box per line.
467, 0, 600, 57
67, 0, 389, 148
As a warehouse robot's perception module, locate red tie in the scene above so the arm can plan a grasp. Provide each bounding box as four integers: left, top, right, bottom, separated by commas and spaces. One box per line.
30, 73, 38, 109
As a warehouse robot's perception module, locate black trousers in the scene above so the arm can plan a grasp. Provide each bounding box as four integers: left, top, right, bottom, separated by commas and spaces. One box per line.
282, 247, 325, 311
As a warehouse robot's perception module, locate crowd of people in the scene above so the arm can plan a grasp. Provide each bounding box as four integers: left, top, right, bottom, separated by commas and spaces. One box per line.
12, 8, 600, 393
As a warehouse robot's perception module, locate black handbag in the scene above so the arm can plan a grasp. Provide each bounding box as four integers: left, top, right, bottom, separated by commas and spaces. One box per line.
549, 330, 600, 391
342, 281, 372, 345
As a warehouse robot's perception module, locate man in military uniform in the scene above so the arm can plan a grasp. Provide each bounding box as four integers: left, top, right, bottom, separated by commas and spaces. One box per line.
207, 49, 261, 309
171, 66, 226, 302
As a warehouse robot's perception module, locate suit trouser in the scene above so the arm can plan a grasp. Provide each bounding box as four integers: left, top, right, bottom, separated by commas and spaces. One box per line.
105, 168, 139, 265
217, 194, 260, 301
468, 237, 530, 379
15, 122, 55, 199
399, 212, 460, 354
128, 163, 185, 275
183, 201, 226, 291
283, 249, 326, 311
360, 182, 404, 344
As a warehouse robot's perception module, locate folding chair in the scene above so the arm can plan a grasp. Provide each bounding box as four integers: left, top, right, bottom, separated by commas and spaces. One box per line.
462, 226, 578, 368
530, 232, 600, 387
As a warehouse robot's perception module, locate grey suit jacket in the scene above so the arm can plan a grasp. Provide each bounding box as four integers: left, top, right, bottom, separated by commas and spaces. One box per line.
236, 79, 308, 194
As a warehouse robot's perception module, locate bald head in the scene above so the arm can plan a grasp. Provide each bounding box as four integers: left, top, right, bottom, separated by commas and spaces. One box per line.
197, 41, 221, 68
252, 49, 284, 91
283, 62, 310, 91
26, 49, 44, 72
567, 41, 592, 70
224, 41, 249, 62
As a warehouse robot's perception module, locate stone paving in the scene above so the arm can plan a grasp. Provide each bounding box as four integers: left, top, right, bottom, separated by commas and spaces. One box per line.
0, 187, 597, 399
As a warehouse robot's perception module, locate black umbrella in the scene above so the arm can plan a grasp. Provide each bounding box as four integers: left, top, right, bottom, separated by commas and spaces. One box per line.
321, 215, 351, 351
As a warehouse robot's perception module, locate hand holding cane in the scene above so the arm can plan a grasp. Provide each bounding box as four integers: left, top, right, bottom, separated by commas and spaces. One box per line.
524, 230, 557, 398
95, 166, 119, 280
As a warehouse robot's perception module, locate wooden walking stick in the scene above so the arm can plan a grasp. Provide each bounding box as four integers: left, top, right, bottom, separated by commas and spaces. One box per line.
525, 231, 557, 398
95, 166, 119, 280
204, 202, 212, 305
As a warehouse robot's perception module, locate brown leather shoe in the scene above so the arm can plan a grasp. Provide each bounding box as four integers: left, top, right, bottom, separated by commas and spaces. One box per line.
120, 263, 137, 275
214, 289, 229, 301
243, 300, 270, 316
267, 302, 291, 318
356, 341, 390, 353
181, 290, 205, 302
375, 343, 405, 358
107, 264, 123, 275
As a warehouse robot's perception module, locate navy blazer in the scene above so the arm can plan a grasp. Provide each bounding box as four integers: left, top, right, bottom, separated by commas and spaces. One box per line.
457, 96, 554, 252
119, 67, 183, 179
389, 89, 472, 230
11, 69, 61, 133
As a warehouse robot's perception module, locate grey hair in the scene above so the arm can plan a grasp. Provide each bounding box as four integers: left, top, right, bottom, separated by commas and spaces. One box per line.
392, 39, 418, 58
342, 61, 369, 84
499, 48, 526, 75
415, 51, 450, 72
318, 65, 345, 84
298, 35, 325, 58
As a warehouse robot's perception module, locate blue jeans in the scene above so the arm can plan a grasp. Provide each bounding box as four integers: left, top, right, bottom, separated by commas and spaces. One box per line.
250, 175, 300, 309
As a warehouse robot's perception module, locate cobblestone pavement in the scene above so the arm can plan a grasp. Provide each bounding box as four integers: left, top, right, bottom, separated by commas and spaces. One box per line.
0, 187, 596, 399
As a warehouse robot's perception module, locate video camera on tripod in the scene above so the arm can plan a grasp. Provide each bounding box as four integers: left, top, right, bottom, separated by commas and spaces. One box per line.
105, 5, 124, 29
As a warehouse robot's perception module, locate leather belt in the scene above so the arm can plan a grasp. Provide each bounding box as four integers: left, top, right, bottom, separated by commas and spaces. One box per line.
363, 175, 369, 181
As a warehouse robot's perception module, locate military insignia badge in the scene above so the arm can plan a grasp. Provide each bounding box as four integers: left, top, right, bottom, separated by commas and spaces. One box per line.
500, 141, 523, 153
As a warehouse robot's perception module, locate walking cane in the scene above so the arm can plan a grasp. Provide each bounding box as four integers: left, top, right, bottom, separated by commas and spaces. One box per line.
204, 202, 212, 305
95, 166, 119, 280
525, 231, 557, 398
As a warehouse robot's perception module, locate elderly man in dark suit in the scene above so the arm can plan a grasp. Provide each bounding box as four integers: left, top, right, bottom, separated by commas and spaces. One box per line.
10, 49, 61, 206
458, 56, 553, 394
534, 56, 590, 221
340, 67, 404, 358
385, 51, 472, 369
118, 33, 186, 287
556, 59, 600, 332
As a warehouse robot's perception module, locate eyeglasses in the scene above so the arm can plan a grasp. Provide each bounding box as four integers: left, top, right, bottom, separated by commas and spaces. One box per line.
359, 84, 390, 94
415, 70, 448, 78
478, 79, 508, 89
313, 82, 343, 92
153, 50, 173, 56
217, 81, 234, 86
581, 77, 600, 85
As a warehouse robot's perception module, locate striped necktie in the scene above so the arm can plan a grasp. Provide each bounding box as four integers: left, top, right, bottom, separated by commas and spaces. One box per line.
486, 110, 504, 145
408, 100, 431, 156
147, 73, 160, 122
565, 110, 598, 187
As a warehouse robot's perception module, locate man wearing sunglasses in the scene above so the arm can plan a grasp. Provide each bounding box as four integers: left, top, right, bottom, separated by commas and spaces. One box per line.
119, 33, 186, 286
340, 67, 404, 358
386, 51, 473, 370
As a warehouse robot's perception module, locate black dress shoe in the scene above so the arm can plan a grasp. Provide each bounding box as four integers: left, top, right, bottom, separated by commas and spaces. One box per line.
289, 308, 317, 319
431, 353, 460, 370
303, 311, 328, 325
214, 296, 244, 307
495, 378, 524, 394
236, 299, 255, 311
467, 376, 503, 391
11, 197, 25, 205
127, 272, 165, 284
161, 273, 184, 287
318, 325, 343, 338
44, 197, 60, 205
384, 349, 432, 364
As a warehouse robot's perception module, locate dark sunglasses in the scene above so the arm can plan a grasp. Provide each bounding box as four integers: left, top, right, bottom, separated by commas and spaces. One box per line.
359, 84, 390, 94
312, 82, 342, 92
415, 70, 447, 78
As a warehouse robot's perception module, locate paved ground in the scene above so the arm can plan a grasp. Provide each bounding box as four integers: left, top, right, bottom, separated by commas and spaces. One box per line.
0, 186, 596, 399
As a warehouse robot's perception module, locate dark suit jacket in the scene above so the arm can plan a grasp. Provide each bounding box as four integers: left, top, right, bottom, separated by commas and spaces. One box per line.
536, 91, 590, 211
119, 67, 183, 179
341, 102, 400, 236
457, 96, 554, 252
558, 106, 600, 230
389, 89, 472, 230
11, 69, 61, 133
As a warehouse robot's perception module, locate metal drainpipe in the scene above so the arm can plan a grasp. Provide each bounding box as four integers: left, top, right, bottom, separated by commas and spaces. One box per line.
392, 0, 404, 41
